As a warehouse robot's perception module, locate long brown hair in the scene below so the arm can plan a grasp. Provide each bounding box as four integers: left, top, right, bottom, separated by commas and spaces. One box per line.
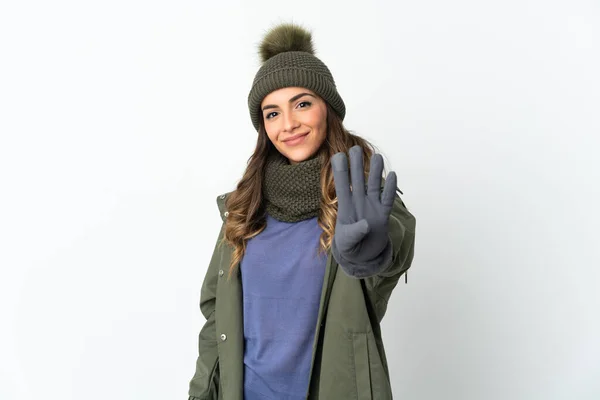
222, 102, 383, 277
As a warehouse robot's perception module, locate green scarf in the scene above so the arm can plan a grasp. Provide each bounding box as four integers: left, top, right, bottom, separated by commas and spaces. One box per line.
262, 150, 322, 222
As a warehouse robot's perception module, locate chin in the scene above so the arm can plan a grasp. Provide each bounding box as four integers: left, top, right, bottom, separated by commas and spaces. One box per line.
282, 146, 318, 164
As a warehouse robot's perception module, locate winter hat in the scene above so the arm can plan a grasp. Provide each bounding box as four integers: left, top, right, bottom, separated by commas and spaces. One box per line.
247, 23, 346, 131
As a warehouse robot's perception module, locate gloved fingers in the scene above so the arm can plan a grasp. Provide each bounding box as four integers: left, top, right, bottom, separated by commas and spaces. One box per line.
381, 171, 397, 211
331, 151, 354, 222
349, 146, 366, 218
367, 153, 384, 200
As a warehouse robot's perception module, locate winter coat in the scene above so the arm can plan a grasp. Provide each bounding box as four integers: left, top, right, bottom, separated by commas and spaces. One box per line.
188, 190, 416, 400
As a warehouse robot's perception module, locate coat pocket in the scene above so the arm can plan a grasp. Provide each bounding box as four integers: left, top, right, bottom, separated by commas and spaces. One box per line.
350, 332, 372, 400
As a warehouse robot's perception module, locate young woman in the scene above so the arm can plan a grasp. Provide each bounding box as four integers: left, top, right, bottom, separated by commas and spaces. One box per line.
188, 23, 416, 400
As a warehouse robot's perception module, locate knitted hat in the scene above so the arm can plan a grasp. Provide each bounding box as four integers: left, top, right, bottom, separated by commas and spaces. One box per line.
247, 23, 346, 131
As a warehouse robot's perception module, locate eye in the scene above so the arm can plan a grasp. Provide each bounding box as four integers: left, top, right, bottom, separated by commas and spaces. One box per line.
265, 111, 278, 120
297, 101, 312, 108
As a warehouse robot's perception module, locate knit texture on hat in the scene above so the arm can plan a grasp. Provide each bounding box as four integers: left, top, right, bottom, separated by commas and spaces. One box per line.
262, 150, 322, 222
248, 23, 346, 131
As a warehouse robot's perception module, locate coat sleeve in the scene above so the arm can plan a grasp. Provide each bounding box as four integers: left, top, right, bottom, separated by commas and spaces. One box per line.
363, 191, 417, 322
187, 221, 226, 400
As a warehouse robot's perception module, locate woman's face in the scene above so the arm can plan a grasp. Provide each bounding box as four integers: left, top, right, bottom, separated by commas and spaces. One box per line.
261, 87, 328, 164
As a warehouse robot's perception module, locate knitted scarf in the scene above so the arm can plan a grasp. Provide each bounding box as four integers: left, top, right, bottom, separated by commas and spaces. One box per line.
262, 150, 322, 222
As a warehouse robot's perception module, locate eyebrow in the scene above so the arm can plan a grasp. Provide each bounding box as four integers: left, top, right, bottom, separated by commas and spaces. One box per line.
261, 93, 315, 111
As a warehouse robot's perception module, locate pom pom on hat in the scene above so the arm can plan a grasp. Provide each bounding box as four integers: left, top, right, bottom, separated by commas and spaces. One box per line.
259, 23, 315, 63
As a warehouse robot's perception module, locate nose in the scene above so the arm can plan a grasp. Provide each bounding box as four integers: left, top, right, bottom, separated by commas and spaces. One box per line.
282, 111, 300, 133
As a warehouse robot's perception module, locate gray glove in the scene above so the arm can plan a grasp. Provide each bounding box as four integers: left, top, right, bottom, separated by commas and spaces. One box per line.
330, 145, 397, 278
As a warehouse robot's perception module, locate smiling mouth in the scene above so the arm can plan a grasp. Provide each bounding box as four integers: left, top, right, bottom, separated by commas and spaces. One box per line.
283, 132, 309, 142
282, 133, 309, 147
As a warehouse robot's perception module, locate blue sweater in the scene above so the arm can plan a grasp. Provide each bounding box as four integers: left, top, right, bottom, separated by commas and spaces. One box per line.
240, 214, 327, 400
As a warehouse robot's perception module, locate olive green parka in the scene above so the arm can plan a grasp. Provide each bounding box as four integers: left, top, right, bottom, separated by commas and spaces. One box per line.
188, 189, 416, 400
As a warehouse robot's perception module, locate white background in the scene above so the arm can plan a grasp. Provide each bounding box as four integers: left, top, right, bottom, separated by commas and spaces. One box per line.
1, 1, 599, 399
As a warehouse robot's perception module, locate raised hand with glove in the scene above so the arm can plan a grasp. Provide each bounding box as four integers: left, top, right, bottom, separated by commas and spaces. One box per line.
331, 145, 398, 278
